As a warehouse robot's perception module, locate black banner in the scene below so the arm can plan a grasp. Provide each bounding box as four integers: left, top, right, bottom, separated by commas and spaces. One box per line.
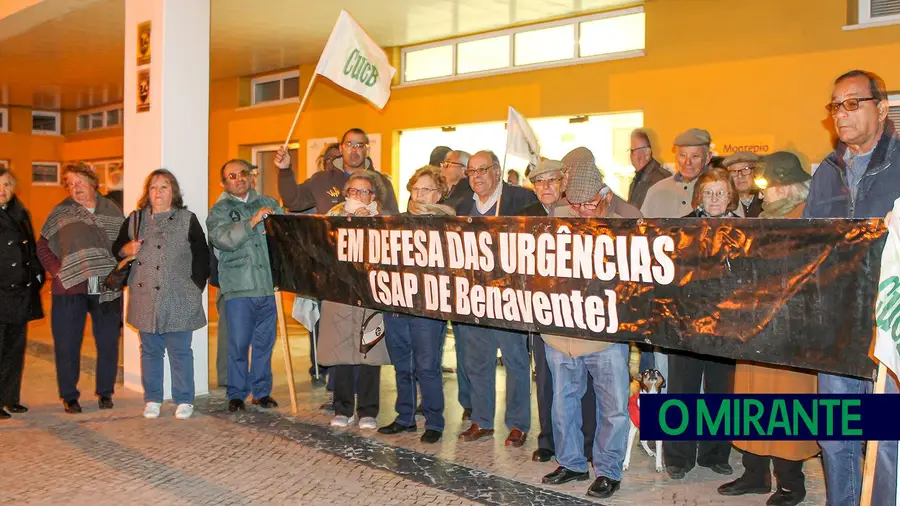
266, 215, 886, 379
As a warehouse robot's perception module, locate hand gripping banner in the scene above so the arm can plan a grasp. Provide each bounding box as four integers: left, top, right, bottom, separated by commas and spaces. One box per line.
266, 215, 886, 379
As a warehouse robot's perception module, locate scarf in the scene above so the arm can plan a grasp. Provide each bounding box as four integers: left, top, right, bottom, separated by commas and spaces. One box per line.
407, 200, 456, 216
343, 198, 379, 216
759, 194, 808, 218
41, 195, 124, 301
693, 208, 740, 218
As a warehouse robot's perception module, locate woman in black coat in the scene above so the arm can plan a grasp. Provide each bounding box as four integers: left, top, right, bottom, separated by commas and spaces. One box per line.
0, 168, 45, 419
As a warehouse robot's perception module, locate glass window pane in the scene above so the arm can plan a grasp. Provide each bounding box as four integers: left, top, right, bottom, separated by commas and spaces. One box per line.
32, 113, 57, 132
580, 13, 645, 57
283, 77, 300, 98
404, 45, 453, 82
457, 36, 510, 74
514, 24, 574, 66
254, 80, 281, 103
91, 112, 104, 128
106, 109, 121, 126
78, 114, 90, 131
32, 163, 58, 183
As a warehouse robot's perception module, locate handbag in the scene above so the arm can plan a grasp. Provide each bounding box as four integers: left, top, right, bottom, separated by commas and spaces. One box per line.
104, 210, 141, 291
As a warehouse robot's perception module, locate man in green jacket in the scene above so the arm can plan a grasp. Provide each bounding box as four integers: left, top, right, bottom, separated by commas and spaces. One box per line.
208, 159, 284, 412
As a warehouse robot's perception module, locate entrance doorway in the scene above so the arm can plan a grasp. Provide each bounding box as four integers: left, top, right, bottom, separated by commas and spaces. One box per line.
251, 143, 300, 199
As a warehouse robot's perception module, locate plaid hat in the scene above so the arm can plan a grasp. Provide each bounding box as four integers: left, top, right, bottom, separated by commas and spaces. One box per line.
673, 128, 711, 147
562, 147, 605, 204
528, 159, 566, 182
759, 151, 811, 187
722, 151, 761, 167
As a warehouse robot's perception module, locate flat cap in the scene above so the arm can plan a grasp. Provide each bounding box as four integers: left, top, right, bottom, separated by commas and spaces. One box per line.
673, 128, 711, 147
759, 151, 811, 187
562, 147, 604, 204
528, 159, 566, 182
722, 151, 761, 167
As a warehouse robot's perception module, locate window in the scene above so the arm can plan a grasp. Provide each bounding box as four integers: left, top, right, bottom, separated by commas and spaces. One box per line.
251, 71, 301, 106
32, 111, 60, 135
860, 0, 900, 24
0, 108, 7, 132
401, 7, 644, 85
32, 162, 61, 185
0, 160, 8, 170
889, 93, 900, 131
76, 105, 124, 132
106, 109, 121, 127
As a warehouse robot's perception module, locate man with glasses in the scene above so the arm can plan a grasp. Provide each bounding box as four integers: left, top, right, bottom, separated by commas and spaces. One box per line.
454, 150, 536, 447
208, 159, 284, 413
722, 152, 763, 217
441, 150, 472, 208
539, 149, 637, 500
627, 130, 670, 209
805, 70, 900, 506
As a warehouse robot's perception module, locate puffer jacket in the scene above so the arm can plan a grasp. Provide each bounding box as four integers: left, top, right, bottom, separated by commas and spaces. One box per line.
207, 189, 283, 300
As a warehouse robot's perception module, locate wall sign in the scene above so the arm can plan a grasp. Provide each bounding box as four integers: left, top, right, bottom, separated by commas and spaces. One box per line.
711, 136, 775, 157
137, 21, 151, 66
137, 69, 150, 113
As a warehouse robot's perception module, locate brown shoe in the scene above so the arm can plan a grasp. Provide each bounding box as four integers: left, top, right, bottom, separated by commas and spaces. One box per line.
505, 428, 527, 447
459, 423, 494, 441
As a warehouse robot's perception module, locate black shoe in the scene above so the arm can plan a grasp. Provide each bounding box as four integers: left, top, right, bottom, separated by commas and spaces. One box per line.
228, 399, 246, 412
666, 466, 687, 480
702, 462, 734, 476
461, 408, 472, 421
766, 488, 805, 506
378, 421, 417, 435
532, 448, 554, 462
542, 466, 590, 485
718, 475, 771, 496
0, 409, 9, 420
252, 396, 278, 409
98, 396, 114, 410
421, 429, 442, 444
64, 399, 82, 414
5, 404, 27, 413
586, 476, 621, 499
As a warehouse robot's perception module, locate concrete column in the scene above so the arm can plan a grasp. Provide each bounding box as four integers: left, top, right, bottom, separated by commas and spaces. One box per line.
123, 0, 210, 398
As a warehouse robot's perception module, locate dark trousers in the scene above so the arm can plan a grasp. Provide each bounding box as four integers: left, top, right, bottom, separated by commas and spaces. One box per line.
742, 451, 805, 493
0, 323, 28, 406
533, 334, 595, 455
51, 294, 122, 402
663, 352, 735, 470
385, 314, 445, 430
333, 364, 380, 418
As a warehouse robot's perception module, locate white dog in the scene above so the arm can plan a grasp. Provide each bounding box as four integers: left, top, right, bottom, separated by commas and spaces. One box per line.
623, 368, 665, 472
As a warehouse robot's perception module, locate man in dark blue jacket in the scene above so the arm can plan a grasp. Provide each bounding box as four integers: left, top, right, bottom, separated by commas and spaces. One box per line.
804, 69, 900, 506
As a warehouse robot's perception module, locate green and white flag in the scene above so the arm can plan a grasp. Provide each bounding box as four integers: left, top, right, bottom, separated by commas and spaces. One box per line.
315, 10, 396, 109
875, 197, 900, 378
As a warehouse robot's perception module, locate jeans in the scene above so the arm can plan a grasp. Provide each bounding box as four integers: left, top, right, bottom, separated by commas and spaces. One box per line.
872, 376, 899, 506
545, 343, 630, 480
452, 323, 471, 410
51, 295, 122, 401
817, 371, 872, 506
224, 296, 276, 401
385, 314, 446, 431
457, 323, 530, 432
139, 331, 194, 405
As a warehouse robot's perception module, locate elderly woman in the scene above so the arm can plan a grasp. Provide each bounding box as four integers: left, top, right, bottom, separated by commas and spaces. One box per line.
0, 168, 44, 419
377, 166, 454, 444
37, 163, 125, 414
318, 172, 391, 430
112, 169, 209, 420
684, 168, 743, 218
718, 152, 816, 506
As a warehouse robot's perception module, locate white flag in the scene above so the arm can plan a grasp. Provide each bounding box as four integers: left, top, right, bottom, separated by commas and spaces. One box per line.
505, 106, 541, 167
315, 10, 396, 109
874, 197, 900, 377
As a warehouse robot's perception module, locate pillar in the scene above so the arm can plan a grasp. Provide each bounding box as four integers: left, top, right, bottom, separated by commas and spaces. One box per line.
123, 0, 210, 398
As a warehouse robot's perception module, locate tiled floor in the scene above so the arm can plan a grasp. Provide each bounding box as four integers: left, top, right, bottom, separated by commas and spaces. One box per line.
6, 293, 825, 504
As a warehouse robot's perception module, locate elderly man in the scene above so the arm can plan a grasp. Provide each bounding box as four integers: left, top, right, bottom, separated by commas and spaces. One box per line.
722, 151, 764, 217
641, 128, 712, 218
805, 70, 900, 506
540, 149, 639, 500
455, 150, 537, 446
429, 146, 452, 167
208, 159, 284, 413
627, 129, 670, 209
441, 150, 472, 209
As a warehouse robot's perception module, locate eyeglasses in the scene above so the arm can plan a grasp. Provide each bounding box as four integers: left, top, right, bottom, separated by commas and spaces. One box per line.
728, 167, 754, 177
533, 176, 564, 188
411, 186, 439, 194
440, 161, 464, 168
826, 97, 879, 115
346, 188, 374, 197
569, 199, 600, 211
628, 146, 650, 155
343, 141, 369, 150
465, 165, 496, 177
702, 190, 728, 201
225, 170, 250, 181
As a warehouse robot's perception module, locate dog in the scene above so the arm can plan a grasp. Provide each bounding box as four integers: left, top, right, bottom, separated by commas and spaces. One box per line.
623, 368, 665, 472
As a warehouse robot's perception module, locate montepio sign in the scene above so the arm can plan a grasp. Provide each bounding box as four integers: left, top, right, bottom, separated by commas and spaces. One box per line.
343, 48, 378, 87
713, 135, 776, 156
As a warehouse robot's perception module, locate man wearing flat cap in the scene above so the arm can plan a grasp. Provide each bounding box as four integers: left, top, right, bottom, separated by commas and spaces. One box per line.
640, 128, 712, 219
538, 147, 638, 500
723, 151, 764, 217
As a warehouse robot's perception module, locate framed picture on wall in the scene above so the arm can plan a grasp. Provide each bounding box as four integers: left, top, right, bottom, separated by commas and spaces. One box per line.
32, 162, 61, 186
0, 160, 8, 170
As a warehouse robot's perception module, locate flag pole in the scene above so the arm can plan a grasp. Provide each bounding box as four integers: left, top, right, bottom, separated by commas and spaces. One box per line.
282, 74, 318, 149
861, 360, 887, 506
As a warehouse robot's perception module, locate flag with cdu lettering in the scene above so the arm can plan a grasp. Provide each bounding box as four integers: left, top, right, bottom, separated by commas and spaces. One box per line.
314, 10, 396, 109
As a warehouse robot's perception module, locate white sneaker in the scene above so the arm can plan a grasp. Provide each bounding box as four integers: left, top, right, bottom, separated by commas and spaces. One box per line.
175, 404, 194, 419
331, 415, 357, 428
143, 402, 161, 419
359, 417, 377, 430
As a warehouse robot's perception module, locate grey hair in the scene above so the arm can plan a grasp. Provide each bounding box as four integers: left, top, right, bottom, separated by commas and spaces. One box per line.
448, 150, 471, 165
763, 180, 811, 204
0, 167, 16, 186
343, 172, 381, 201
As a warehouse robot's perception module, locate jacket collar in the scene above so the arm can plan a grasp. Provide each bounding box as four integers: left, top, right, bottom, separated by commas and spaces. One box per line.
828, 121, 898, 177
